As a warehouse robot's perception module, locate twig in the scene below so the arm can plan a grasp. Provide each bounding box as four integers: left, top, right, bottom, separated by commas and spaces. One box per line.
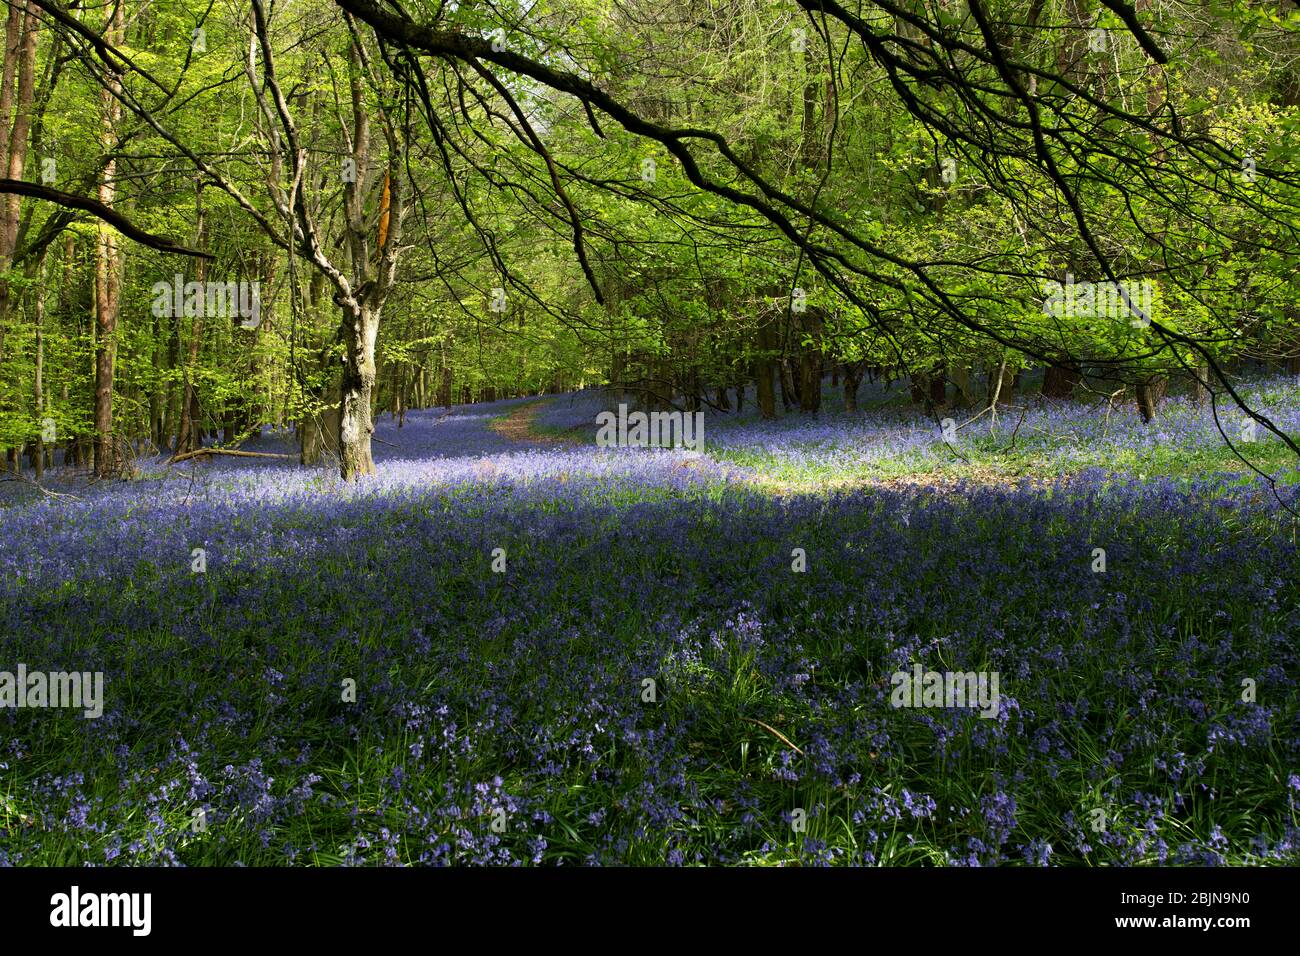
742, 717, 804, 756
997, 407, 1028, 453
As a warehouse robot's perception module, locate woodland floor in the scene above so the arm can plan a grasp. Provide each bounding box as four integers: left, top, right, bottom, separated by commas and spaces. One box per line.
1, 376, 1298, 865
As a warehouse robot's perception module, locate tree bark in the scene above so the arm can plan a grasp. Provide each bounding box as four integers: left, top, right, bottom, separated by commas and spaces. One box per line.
31, 247, 45, 478
797, 308, 823, 413
754, 315, 777, 419
1042, 361, 1080, 399
1194, 364, 1211, 407
929, 364, 947, 409
338, 303, 378, 478
779, 357, 798, 410
842, 360, 865, 413
1136, 377, 1167, 423
176, 181, 207, 454
92, 3, 123, 478
0, 3, 37, 473
950, 365, 977, 408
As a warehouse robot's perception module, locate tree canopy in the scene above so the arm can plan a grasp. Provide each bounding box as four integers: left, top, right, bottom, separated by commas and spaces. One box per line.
0, 0, 1297, 478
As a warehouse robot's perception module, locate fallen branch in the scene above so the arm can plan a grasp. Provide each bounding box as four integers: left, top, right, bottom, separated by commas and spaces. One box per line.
168, 448, 298, 465
0, 472, 82, 500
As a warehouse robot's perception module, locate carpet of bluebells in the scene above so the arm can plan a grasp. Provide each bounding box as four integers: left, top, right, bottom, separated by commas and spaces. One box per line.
1, 377, 1298, 866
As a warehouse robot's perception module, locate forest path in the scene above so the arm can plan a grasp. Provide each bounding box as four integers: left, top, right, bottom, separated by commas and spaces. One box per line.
487, 399, 730, 480
488, 400, 586, 445
483, 398, 1058, 497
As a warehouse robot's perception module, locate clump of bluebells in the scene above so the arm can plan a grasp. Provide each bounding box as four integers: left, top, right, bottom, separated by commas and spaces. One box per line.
0, 392, 1296, 866
699, 374, 1300, 487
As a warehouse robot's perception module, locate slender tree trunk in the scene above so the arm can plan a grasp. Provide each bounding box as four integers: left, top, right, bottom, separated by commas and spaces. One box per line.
31, 248, 45, 478
177, 182, 207, 454
1194, 364, 1212, 406
150, 305, 165, 447
929, 363, 947, 409
755, 315, 777, 419
92, 7, 124, 478
0, 2, 38, 474
910, 369, 929, 405
797, 309, 823, 413
779, 358, 798, 410
843, 360, 865, 413
988, 355, 1008, 424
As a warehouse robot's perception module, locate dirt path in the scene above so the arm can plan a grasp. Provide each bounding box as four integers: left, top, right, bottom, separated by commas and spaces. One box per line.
489, 401, 586, 445
490, 401, 966, 494
488, 400, 1053, 497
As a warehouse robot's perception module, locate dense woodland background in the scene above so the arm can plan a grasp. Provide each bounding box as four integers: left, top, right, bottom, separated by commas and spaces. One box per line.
0, 0, 1297, 480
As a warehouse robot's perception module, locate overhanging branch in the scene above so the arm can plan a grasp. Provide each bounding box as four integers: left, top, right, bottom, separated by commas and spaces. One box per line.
0, 179, 215, 259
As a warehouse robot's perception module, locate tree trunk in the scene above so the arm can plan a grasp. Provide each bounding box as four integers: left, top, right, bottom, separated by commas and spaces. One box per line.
300, 411, 324, 466
843, 360, 865, 413
338, 303, 378, 479
1194, 364, 1211, 407
1042, 361, 1080, 399
798, 351, 821, 412
609, 350, 626, 405
755, 317, 777, 420
439, 357, 452, 409
31, 249, 45, 478
300, 373, 340, 466
797, 308, 823, 413
909, 369, 926, 404
950, 365, 977, 408
929, 364, 947, 409
1136, 377, 1167, 423
0, 1, 37, 366
92, 8, 123, 478
177, 183, 207, 454
779, 358, 798, 410
0, 3, 38, 474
